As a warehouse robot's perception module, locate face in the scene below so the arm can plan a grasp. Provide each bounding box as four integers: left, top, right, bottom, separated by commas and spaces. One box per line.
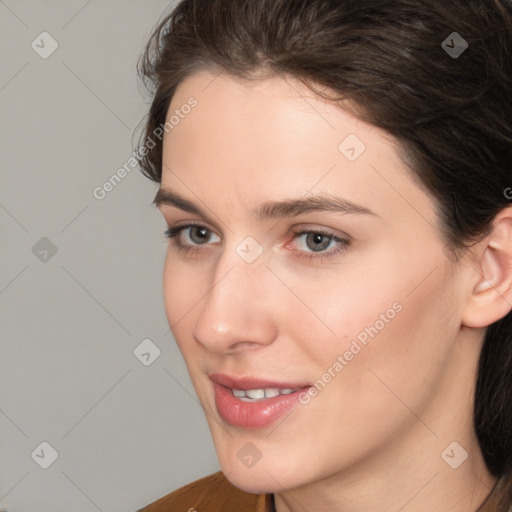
156, 70, 467, 494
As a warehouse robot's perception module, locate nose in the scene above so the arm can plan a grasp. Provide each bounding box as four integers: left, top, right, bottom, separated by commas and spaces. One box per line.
193, 250, 278, 354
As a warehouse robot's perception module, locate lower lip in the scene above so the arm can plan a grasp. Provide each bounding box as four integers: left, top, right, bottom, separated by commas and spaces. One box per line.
212, 381, 310, 429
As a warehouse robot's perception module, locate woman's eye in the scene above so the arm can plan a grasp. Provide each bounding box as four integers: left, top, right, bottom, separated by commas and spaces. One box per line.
183, 225, 218, 245
295, 231, 350, 260
164, 224, 220, 248
296, 232, 337, 252
164, 224, 349, 261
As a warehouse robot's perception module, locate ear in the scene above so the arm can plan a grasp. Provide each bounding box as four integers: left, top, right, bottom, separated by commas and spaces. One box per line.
462, 207, 512, 328
462, 206, 512, 328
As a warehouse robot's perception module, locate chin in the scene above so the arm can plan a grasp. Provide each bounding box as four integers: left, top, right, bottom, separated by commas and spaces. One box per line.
223, 468, 284, 495
219, 452, 304, 495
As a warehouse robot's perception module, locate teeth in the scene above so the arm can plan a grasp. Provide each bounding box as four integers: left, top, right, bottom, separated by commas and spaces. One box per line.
231, 387, 300, 400
264, 388, 280, 398
245, 389, 265, 399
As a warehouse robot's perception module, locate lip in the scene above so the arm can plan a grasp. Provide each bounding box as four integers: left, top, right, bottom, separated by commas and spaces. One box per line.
209, 373, 311, 429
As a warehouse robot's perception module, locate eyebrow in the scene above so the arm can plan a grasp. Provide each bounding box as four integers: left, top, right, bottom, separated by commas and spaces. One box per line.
153, 188, 378, 220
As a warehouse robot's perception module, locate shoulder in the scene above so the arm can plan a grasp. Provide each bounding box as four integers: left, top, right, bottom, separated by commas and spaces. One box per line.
136, 471, 271, 512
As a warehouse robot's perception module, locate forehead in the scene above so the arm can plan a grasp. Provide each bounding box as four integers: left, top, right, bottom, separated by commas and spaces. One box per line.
162, 70, 436, 227
167, 69, 367, 144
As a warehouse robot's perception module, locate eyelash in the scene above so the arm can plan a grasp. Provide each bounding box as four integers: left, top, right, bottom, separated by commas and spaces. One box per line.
163, 222, 350, 262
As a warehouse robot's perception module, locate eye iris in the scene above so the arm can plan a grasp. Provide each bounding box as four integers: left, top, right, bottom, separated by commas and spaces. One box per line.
306, 232, 331, 252
190, 226, 210, 244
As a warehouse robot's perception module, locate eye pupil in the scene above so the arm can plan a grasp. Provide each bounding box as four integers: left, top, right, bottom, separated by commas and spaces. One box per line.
306, 232, 331, 252
190, 226, 210, 244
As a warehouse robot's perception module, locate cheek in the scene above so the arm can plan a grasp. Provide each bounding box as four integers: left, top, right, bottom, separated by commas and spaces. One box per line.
275, 265, 403, 366
163, 257, 179, 321
288, 275, 456, 455
282, 250, 456, 392
333, 271, 458, 418
162, 257, 198, 339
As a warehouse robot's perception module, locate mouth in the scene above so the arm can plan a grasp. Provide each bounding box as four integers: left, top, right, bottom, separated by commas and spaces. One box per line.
231, 387, 303, 401
209, 372, 311, 428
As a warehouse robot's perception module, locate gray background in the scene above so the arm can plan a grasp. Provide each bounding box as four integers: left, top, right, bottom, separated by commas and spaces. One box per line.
0, 1, 220, 511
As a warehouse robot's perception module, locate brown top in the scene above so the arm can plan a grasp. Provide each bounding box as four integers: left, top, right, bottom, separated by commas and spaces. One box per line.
137, 471, 276, 512
136, 469, 512, 512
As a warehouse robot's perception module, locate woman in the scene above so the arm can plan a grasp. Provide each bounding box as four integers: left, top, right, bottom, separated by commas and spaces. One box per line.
135, 0, 512, 510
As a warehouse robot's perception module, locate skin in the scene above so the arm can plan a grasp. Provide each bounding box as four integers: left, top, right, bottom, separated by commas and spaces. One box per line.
154, 69, 511, 512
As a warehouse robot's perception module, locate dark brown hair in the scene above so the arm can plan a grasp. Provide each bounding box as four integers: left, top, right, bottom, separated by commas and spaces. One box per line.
137, 0, 512, 509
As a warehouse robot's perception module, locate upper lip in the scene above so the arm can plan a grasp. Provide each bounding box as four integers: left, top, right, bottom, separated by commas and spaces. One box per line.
209, 372, 310, 390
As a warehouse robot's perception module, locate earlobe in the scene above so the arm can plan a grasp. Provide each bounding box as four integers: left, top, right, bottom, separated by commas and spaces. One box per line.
462, 209, 512, 329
